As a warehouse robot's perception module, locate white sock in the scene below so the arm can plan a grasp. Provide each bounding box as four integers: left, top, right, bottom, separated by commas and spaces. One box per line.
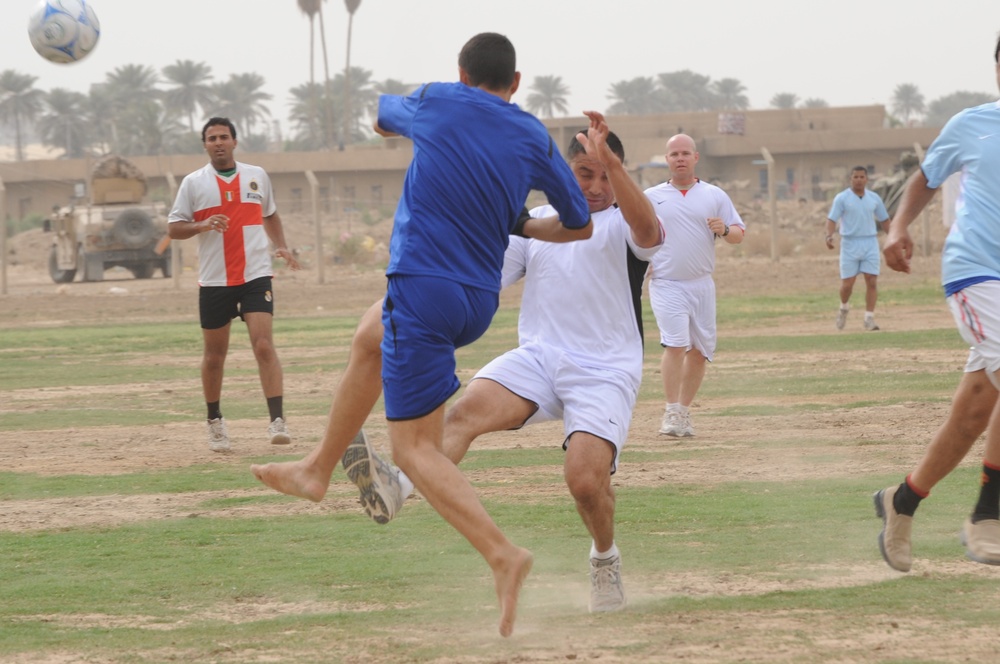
666, 402, 681, 413
591, 542, 620, 561
840, 303, 850, 311
865, 311, 875, 321
397, 470, 415, 500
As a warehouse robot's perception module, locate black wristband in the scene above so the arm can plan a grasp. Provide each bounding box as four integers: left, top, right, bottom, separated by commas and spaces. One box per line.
511, 207, 531, 237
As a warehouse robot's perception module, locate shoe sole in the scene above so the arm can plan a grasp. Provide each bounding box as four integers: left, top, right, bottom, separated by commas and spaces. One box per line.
342, 430, 393, 525
270, 433, 291, 445
209, 443, 231, 453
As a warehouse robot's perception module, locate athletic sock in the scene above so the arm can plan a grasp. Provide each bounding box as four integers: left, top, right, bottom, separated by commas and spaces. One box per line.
666, 402, 681, 413
207, 401, 222, 421
266, 396, 283, 422
864, 311, 875, 321
398, 472, 415, 501
972, 462, 1000, 522
590, 542, 620, 561
893, 475, 927, 517
840, 303, 849, 311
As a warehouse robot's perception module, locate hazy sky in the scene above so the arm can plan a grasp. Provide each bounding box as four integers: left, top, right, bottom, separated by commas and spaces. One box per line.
5, 0, 1000, 133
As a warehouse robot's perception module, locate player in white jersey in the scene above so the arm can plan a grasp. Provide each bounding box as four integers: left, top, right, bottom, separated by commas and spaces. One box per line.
168, 117, 300, 453
874, 35, 1000, 572
252, 112, 663, 613
645, 134, 745, 438
825, 166, 891, 331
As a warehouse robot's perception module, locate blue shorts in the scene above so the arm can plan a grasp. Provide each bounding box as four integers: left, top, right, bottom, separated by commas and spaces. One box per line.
839, 236, 881, 279
381, 275, 498, 420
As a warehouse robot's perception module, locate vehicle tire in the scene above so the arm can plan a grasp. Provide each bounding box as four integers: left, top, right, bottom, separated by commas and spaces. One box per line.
48, 245, 76, 283
130, 263, 154, 279
112, 209, 156, 249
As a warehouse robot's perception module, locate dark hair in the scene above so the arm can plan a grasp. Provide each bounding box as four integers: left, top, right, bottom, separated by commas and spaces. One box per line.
567, 129, 626, 164
458, 32, 516, 90
851, 165, 868, 175
995, 32, 1000, 63
202, 117, 237, 143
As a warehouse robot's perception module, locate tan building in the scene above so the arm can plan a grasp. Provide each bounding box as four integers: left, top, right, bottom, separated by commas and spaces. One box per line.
1, 105, 941, 222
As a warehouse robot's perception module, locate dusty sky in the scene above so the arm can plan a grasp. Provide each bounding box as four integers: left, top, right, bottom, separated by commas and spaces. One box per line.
5, 0, 1000, 132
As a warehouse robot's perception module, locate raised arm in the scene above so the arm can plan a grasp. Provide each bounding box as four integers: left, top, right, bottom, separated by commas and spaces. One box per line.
883, 169, 938, 274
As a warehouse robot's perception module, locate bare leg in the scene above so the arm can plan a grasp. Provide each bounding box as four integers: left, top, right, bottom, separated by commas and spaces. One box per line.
252, 299, 384, 501
564, 433, 616, 552
678, 351, 708, 408
389, 405, 532, 637
442, 378, 535, 463
863, 273, 878, 314
909, 370, 998, 492
840, 275, 857, 306
659, 346, 686, 404
245, 312, 283, 399
201, 323, 231, 403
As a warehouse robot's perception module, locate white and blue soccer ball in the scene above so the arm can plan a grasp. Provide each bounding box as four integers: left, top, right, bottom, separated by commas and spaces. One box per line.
28, 0, 101, 64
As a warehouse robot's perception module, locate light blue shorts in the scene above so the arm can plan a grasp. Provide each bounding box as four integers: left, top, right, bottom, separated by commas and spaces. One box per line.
840, 236, 881, 279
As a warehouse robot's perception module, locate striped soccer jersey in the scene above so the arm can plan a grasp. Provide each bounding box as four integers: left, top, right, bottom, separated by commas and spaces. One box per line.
168, 161, 277, 287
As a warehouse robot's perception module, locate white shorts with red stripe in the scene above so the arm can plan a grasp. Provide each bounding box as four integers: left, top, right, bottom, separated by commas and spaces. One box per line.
948, 280, 1000, 388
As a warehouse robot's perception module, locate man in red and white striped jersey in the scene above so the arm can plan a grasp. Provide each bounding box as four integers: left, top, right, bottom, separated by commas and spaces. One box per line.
168, 117, 300, 453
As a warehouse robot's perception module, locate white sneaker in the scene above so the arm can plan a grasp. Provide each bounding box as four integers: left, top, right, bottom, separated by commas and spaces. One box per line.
268, 417, 291, 445
836, 308, 849, 330
207, 417, 230, 453
864, 317, 880, 331
341, 429, 404, 524
659, 409, 684, 436
678, 410, 695, 437
589, 554, 626, 613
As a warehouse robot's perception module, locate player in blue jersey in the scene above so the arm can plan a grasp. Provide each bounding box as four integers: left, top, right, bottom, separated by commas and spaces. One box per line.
825, 166, 891, 331
874, 33, 1000, 572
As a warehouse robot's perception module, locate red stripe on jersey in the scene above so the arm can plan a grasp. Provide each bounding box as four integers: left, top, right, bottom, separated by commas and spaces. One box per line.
212, 173, 264, 286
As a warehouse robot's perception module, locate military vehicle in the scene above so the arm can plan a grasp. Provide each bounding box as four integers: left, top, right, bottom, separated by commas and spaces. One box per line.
47, 155, 173, 283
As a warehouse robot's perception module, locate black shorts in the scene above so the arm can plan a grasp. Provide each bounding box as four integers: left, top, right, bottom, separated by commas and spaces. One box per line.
199, 276, 274, 330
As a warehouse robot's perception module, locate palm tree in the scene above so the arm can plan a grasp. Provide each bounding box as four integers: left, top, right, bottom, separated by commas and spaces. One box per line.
891, 83, 925, 126
606, 77, 659, 115
0, 70, 44, 161
332, 66, 376, 143
711, 78, 749, 111
86, 82, 116, 154
802, 98, 829, 108
770, 92, 799, 110
925, 91, 996, 127
288, 82, 330, 148
342, 0, 361, 148
213, 73, 273, 139
525, 75, 570, 118
161, 60, 214, 132
102, 64, 161, 154
657, 70, 715, 112
38, 88, 92, 158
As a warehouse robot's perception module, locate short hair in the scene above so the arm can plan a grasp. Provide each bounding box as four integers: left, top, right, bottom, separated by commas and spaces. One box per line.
202, 117, 237, 143
994, 32, 1000, 63
567, 129, 626, 164
851, 165, 868, 175
458, 33, 516, 90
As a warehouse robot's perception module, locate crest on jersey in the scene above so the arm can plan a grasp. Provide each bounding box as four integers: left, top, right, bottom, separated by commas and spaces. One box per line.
249, 180, 259, 191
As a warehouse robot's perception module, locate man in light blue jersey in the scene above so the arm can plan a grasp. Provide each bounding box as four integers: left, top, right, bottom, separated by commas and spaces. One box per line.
825, 166, 891, 331
874, 33, 1000, 572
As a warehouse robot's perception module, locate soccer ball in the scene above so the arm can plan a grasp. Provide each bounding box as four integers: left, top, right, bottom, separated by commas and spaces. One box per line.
27, 0, 101, 64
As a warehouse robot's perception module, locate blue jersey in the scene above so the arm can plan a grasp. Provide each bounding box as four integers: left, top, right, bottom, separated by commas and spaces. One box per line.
921, 100, 1000, 290
828, 188, 889, 238
378, 82, 589, 292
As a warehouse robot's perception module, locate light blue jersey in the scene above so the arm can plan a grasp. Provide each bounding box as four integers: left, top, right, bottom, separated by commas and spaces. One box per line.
828, 188, 889, 237
921, 100, 1000, 292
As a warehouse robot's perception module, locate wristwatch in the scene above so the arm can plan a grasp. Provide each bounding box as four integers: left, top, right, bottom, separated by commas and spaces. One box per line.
722, 225, 730, 237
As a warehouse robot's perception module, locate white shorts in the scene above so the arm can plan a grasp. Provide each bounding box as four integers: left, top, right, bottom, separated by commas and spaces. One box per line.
473, 342, 638, 474
839, 236, 881, 279
948, 281, 1000, 389
649, 275, 716, 361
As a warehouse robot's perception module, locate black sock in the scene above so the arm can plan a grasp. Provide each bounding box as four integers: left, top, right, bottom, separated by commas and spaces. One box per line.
893, 480, 925, 517
972, 463, 1000, 523
207, 401, 222, 421
267, 396, 283, 422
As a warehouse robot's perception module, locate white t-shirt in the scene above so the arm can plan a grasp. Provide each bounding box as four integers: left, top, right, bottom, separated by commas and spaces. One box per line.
501, 204, 662, 387
645, 180, 744, 281
168, 161, 277, 287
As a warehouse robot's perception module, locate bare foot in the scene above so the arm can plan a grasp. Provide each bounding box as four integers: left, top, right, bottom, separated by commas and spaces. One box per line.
250, 459, 330, 502
494, 546, 533, 637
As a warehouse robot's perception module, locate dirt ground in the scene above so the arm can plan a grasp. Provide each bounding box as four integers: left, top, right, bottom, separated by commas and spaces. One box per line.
5, 202, 991, 663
